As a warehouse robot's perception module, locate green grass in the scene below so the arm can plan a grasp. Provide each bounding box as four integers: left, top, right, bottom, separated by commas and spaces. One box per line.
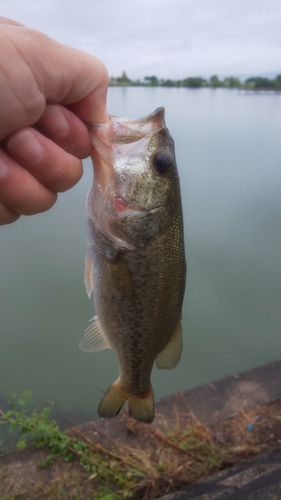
0, 392, 141, 498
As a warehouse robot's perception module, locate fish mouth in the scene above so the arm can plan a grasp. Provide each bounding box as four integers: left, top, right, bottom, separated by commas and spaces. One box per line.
113, 195, 162, 217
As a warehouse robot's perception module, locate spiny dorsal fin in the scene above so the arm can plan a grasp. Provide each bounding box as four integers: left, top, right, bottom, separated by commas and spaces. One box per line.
79, 316, 111, 352
84, 252, 93, 299
156, 320, 183, 370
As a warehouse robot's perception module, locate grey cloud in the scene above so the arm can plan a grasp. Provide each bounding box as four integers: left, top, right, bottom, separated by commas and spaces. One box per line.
1, 0, 281, 79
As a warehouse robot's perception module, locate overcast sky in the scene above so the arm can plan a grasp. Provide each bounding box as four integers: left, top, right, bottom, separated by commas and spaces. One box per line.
1, 0, 281, 80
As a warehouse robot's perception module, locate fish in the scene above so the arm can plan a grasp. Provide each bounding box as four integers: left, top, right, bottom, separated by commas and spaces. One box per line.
80, 107, 186, 423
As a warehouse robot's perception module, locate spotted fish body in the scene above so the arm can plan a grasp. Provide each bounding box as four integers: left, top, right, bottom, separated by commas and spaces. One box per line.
80, 108, 186, 423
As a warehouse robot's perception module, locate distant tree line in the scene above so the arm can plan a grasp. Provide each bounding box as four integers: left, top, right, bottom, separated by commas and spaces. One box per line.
110, 72, 281, 90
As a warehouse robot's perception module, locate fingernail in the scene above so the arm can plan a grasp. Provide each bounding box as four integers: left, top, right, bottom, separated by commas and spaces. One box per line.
40, 105, 69, 138
7, 130, 44, 164
0, 150, 8, 178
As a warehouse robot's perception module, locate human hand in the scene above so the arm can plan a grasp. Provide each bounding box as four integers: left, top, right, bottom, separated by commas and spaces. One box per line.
0, 17, 109, 225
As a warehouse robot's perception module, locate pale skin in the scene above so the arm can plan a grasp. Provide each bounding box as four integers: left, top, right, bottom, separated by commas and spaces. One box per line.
0, 17, 109, 225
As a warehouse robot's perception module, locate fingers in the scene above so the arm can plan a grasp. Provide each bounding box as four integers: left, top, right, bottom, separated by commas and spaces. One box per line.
44, 45, 109, 124
0, 104, 91, 225
6, 127, 84, 193
67, 82, 109, 124
37, 104, 92, 158
0, 149, 57, 224
0, 20, 110, 226
0, 201, 20, 225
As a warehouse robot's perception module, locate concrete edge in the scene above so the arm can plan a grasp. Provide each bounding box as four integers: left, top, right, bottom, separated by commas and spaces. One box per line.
156, 359, 281, 500
155, 359, 281, 425
159, 447, 281, 500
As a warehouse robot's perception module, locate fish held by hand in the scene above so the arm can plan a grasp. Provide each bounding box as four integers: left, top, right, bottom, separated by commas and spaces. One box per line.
80, 107, 186, 423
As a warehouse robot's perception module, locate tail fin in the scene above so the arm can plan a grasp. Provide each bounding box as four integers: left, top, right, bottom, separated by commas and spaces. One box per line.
98, 379, 127, 419
128, 386, 154, 423
98, 380, 155, 423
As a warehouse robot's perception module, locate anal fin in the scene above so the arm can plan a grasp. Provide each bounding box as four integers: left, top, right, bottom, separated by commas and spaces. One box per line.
156, 320, 183, 370
84, 251, 93, 298
79, 316, 111, 352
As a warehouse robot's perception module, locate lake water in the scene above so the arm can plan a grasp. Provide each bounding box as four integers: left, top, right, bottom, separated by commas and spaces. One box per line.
0, 87, 281, 424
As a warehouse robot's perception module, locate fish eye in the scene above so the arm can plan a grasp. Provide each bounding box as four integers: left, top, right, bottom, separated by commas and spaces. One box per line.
152, 153, 172, 175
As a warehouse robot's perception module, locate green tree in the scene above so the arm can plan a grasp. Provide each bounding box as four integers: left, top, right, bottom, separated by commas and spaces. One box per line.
223, 76, 241, 88
273, 74, 281, 89
183, 77, 206, 88
116, 71, 131, 85
245, 77, 274, 89
209, 75, 222, 87
161, 79, 176, 87
144, 75, 159, 86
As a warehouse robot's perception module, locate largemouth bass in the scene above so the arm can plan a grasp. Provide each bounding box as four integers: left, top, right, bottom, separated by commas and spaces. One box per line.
80, 107, 186, 423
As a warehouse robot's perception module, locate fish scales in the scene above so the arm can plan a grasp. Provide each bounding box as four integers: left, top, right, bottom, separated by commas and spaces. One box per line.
81, 107, 186, 423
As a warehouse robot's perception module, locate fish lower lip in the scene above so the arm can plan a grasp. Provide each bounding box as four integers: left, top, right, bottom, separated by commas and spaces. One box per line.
114, 195, 145, 213
114, 196, 130, 213
113, 196, 162, 217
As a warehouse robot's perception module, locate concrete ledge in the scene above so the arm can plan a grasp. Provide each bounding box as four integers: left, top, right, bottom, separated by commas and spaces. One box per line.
74, 359, 281, 450
159, 448, 281, 500
155, 359, 281, 425
1, 360, 281, 499
157, 359, 281, 500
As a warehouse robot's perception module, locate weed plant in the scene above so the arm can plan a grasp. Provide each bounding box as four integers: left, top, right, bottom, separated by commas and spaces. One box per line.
0, 392, 277, 500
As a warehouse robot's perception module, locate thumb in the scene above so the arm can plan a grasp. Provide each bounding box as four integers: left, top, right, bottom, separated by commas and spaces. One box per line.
0, 17, 109, 138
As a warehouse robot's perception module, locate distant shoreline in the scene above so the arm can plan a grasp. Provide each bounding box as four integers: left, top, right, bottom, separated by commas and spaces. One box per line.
109, 72, 281, 90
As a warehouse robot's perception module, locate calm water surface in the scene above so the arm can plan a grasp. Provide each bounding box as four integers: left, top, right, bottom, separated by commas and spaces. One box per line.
0, 87, 281, 422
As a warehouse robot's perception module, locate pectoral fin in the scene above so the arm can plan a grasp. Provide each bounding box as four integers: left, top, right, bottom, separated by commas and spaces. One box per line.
79, 316, 111, 352
156, 321, 183, 370
110, 256, 134, 290
84, 252, 93, 299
